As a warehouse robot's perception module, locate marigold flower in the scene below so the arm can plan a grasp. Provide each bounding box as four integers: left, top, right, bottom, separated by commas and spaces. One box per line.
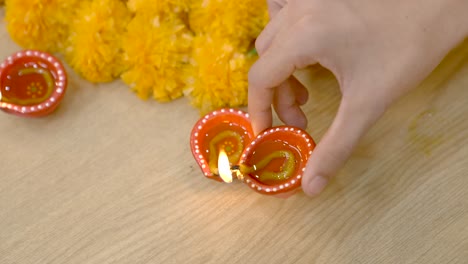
127, 0, 189, 14
5, 0, 79, 52
189, 0, 268, 46
65, 0, 131, 83
121, 14, 193, 101
184, 35, 257, 114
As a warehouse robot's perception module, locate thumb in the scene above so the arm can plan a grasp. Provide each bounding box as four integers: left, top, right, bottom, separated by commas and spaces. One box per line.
302, 98, 384, 197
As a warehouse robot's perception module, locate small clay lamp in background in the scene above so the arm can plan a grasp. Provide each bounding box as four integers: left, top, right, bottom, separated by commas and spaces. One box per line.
0, 50, 67, 117
191, 108, 316, 197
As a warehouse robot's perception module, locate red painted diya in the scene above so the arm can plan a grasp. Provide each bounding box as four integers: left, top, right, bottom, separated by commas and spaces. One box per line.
190, 108, 316, 197
0, 50, 67, 117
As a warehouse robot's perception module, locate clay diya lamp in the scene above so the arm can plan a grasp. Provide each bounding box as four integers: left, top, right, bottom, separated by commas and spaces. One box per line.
0, 50, 67, 117
190, 108, 316, 197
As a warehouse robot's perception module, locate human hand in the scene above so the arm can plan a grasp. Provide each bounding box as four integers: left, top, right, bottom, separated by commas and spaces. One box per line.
248, 0, 468, 196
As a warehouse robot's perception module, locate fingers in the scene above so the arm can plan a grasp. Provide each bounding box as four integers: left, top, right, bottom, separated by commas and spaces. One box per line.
301, 99, 384, 197
273, 76, 308, 129
292, 76, 309, 105
267, 0, 287, 18
248, 24, 318, 134
256, 6, 288, 55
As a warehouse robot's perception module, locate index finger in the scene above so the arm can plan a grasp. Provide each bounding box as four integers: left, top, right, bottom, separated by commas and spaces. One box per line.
248, 29, 308, 134
248, 52, 295, 134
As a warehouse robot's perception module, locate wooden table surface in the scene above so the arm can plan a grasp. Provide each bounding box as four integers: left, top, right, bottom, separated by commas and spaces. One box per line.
1, 8, 468, 263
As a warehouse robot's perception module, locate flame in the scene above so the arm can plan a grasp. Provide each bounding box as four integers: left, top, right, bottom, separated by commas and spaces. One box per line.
218, 149, 233, 183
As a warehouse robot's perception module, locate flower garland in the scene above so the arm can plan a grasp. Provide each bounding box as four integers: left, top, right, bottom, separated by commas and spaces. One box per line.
2, 0, 268, 115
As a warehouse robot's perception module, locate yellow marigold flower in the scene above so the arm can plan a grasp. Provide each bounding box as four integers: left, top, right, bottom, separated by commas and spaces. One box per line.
65, 0, 131, 83
121, 14, 193, 102
127, 0, 189, 14
184, 35, 257, 115
5, 0, 79, 52
127, 0, 190, 24
189, 0, 268, 45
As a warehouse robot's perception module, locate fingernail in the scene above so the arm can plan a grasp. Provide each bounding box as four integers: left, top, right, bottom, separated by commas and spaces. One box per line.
304, 175, 328, 197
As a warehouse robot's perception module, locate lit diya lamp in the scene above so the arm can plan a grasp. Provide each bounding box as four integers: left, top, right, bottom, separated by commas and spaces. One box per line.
0, 50, 67, 117
190, 108, 316, 197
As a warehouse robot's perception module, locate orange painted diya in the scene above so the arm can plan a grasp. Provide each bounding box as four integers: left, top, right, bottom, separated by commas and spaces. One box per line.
0, 50, 67, 117
190, 108, 316, 197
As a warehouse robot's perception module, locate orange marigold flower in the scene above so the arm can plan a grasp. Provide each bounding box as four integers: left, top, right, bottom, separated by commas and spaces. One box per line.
121, 14, 193, 102
184, 35, 257, 115
5, 0, 80, 52
65, 0, 131, 83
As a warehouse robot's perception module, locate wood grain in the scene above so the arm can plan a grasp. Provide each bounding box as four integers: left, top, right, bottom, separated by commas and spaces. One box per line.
1, 8, 468, 263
